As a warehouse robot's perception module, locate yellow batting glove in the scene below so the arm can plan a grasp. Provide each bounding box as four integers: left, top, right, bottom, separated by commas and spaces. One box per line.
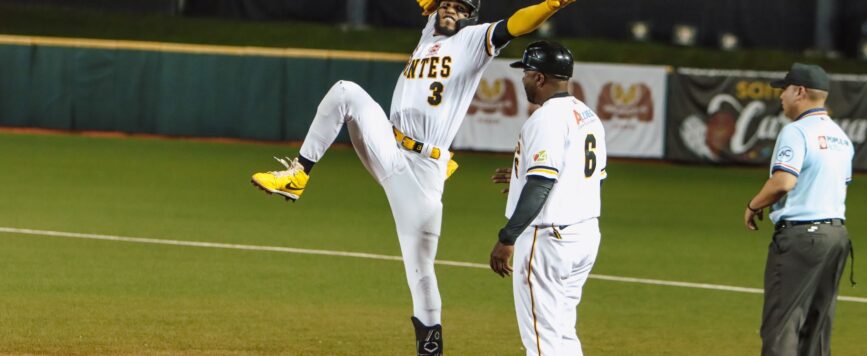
446, 159, 459, 180
418, 0, 437, 16
546, 0, 575, 10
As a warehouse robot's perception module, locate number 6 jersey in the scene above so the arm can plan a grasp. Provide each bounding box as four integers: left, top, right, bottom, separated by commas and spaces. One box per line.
506, 95, 608, 226
389, 14, 504, 149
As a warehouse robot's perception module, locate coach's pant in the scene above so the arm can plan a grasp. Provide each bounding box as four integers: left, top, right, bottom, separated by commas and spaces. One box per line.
761, 222, 850, 356
512, 219, 601, 356
299, 81, 450, 326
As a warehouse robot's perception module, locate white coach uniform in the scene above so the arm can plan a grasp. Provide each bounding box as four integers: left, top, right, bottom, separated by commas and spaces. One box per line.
507, 95, 607, 355
298, 14, 505, 326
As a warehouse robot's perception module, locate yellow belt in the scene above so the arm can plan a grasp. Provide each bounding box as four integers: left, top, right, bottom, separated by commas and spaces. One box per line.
392, 127, 442, 160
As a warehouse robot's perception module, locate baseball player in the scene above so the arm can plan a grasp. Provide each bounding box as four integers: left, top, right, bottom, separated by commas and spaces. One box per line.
743, 63, 854, 356
250, 1, 578, 354
490, 41, 607, 356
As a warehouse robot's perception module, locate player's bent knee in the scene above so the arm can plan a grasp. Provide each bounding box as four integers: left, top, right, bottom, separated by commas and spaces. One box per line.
335, 80, 363, 94
331, 80, 376, 114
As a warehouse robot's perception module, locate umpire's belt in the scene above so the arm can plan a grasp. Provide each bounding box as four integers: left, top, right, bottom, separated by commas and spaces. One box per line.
393, 126, 443, 160
775, 218, 845, 230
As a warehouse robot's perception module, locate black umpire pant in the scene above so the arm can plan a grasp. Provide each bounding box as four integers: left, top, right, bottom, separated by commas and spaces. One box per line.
761, 220, 851, 356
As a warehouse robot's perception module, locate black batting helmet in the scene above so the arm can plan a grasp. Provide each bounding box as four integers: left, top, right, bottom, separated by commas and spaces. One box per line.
510, 41, 574, 80
437, 0, 480, 31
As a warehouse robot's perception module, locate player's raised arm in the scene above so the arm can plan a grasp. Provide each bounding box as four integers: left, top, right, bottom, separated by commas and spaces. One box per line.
417, 0, 437, 16
508, 0, 575, 36
490, 0, 576, 48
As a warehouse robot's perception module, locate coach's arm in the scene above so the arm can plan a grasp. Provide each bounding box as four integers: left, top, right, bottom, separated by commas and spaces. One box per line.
490, 176, 555, 277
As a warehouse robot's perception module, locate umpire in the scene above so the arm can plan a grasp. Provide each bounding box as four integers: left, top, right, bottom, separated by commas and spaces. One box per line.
743, 63, 855, 356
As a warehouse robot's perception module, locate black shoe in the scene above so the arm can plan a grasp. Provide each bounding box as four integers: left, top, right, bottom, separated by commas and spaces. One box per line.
411, 316, 443, 356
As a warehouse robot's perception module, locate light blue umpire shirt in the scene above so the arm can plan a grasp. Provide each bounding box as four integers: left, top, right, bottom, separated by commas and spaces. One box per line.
769, 107, 855, 223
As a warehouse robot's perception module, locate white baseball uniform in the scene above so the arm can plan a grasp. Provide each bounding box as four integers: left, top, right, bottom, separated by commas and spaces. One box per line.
506, 95, 607, 356
298, 14, 505, 326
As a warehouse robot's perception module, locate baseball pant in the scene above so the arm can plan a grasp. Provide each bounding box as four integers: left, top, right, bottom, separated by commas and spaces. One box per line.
299, 81, 449, 326
761, 222, 850, 356
512, 219, 601, 356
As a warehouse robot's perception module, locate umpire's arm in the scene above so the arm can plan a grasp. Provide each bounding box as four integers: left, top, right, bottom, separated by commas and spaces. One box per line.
744, 171, 798, 230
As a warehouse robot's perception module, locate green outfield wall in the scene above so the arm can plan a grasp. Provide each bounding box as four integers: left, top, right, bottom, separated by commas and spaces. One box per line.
0, 35, 407, 141
2, 35, 866, 170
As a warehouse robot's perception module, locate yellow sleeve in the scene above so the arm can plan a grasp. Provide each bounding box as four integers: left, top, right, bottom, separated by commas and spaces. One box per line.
506, 1, 562, 37
417, 0, 437, 16
506, 0, 575, 37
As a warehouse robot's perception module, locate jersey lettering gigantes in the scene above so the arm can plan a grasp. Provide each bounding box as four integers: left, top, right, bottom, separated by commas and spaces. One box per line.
390, 15, 504, 149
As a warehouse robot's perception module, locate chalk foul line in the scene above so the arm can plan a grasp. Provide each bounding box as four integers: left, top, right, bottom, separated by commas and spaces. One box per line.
0, 226, 864, 304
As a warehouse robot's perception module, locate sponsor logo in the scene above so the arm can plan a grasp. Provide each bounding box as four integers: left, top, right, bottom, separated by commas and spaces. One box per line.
533, 150, 547, 163
597, 83, 654, 121
678, 81, 866, 163
286, 182, 302, 190
735, 80, 783, 101
468, 78, 518, 116
679, 93, 790, 162
777, 146, 794, 162
819, 135, 853, 150
423, 342, 439, 353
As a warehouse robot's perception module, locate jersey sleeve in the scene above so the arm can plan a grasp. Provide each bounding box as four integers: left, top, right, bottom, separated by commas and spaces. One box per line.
771, 125, 806, 177
457, 21, 505, 60
521, 113, 566, 182
422, 13, 437, 36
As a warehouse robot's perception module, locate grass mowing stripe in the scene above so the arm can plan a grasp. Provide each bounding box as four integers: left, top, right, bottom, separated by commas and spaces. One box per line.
2, 226, 865, 304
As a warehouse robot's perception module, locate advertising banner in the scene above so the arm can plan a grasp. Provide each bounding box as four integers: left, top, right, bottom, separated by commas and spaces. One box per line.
667, 68, 867, 170
453, 60, 668, 158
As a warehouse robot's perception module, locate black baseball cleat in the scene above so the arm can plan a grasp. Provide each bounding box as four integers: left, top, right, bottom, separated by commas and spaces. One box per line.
411, 316, 443, 356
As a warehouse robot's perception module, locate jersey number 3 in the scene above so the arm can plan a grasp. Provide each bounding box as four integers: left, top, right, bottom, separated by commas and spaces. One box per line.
584, 134, 597, 177
428, 81, 444, 106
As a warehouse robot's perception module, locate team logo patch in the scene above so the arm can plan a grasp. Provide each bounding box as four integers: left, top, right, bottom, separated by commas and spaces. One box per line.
533, 150, 548, 163
425, 43, 441, 57
776, 146, 794, 162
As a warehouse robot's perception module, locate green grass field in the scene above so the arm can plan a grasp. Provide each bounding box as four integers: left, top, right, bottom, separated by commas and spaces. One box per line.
0, 132, 865, 355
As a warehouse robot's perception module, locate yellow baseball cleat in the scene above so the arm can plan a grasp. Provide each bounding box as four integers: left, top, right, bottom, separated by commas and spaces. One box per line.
251, 157, 309, 202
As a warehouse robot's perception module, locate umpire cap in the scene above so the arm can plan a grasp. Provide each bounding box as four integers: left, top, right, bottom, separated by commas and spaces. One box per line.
770, 63, 830, 91
510, 41, 573, 80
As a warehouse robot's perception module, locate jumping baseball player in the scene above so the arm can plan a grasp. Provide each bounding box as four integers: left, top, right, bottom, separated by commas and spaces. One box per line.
250, 1, 578, 354
490, 41, 607, 356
